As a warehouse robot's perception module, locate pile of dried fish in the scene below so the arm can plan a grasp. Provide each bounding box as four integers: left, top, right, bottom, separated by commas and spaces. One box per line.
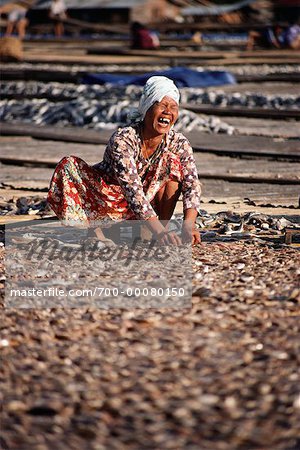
205, 63, 300, 77
1, 239, 299, 450
0, 82, 235, 134
2, 62, 300, 76
196, 210, 298, 235
1, 196, 298, 244
0, 196, 51, 217
180, 89, 300, 110
167, 210, 299, 245
1, 81, 299, 110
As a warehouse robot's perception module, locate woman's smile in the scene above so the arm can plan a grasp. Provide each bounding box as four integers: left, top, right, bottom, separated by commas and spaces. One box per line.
146, 95, 179, 135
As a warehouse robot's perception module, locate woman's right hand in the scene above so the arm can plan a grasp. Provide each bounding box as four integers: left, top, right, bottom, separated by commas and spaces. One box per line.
146, 217, 182, 246
156, 230, 182, 246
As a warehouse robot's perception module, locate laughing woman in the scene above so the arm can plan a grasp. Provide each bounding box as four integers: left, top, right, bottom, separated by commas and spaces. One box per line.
48, 76, 201, 245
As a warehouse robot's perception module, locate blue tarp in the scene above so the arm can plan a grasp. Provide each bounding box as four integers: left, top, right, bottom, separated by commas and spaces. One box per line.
82, 67, 236, 88
182, 0, 256, 16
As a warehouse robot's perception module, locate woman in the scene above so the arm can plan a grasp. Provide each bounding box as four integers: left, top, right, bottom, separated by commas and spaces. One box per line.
48, 76, 201, 245
49, 0, 67, 38
0, 3, 28, 40
130, 21, 160, 50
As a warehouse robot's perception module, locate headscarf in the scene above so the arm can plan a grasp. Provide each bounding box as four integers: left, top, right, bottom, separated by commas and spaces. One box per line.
133, 76, 180, 121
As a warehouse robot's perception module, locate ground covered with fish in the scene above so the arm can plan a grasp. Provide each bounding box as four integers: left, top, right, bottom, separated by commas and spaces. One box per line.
0, 81, 235, 134
1, 235, 300, 450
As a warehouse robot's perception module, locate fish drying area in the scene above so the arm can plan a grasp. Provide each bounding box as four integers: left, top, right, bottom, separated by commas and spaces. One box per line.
1, 40, 300, 221
1, 36, 300, 450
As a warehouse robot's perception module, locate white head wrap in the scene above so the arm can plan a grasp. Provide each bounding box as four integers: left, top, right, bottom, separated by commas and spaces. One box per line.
137, 76, 180, 120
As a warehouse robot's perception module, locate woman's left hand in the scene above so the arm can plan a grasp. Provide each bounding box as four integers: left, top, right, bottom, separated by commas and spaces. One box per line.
181, 222, 201, 245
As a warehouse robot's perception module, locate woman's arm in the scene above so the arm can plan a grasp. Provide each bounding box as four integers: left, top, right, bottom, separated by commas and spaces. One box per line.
182, 208, 201, 244
179, 138, 201, 211
179, 137, 202, 244
146, 216, 182, 245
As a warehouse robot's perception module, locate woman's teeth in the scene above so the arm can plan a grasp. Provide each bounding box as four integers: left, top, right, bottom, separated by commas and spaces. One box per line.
158, 117, 170, 125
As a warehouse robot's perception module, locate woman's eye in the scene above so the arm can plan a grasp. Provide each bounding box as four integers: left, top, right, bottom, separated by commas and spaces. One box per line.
159, 104, 178, 112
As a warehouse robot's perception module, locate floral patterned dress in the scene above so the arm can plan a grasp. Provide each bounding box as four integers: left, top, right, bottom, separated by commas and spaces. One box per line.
47, 124, 201, 224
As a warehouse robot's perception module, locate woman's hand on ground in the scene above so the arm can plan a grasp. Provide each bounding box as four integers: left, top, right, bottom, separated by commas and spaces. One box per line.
181, 222, 201, 245
157, 230, 182, 246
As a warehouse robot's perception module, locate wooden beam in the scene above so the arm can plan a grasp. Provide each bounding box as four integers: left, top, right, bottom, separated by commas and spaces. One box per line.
1, 122, 299, 160
23, 53, 300, 66
0, 122, 110, 145
181, 104, 300, 120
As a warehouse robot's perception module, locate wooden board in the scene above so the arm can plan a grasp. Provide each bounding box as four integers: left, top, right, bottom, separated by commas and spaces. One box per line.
87, 47, 300, 60
22, 40, 300, 59
0, 123, 111, 146
1, 66, 299, 84
0, 188, 47, 201
0, 164, 53, 190
0, 137, 105, 166
201, 179, 300, 208
181, 104, 300, 120
23, 53, 300, 66
1, 143, 300, 188
206, 82, 300, 95
0, 214, 45, 225
1, 123, 299, 160
189, 132, 300, 159
2, 149, 300, 176
193, 154, 300, 184
224, 118, 300, 139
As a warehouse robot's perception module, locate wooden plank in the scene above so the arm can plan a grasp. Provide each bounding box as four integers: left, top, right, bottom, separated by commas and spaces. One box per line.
189, 133, 300, 159
0, 138, 105, 166
0, 163, 52, 190
198, 173, 299, 184
153, 22, 292, 33
206, 82, 300, 95
2, 150, 298, 178
1, 68, 299, 84
0, 188, 47, 201
167, 58, 300, 66
1, 123, 300, 160
87, 47, 300, 60
24, 54, 173, 65
181, 104, 300, 120
194, 153, 300, 175
2, 158, 299, 187
1, 143, 300, 189
23, 53, 300, 66
23, 37, 300, 59
19, 39, 300, 62
0, 215, 46, 225
193, 154, 300, 184
201, 179, 300, 208
224, 118, 300, 139
236, 73, 300, 83
0, 122, 111, 146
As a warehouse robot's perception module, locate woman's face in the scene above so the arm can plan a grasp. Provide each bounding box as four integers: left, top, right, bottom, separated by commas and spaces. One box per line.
143, 96, 179, 136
